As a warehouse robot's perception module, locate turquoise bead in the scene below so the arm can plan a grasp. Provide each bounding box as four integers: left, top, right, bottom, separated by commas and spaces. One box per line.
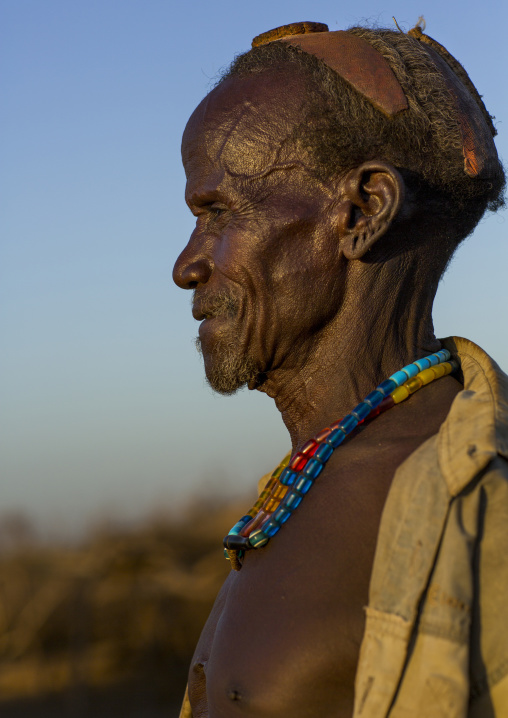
401, 363, 419, 379
351, 401, 371, 421
302, 458, 323, 479
326, 428, 346, 448
273, 506, 291, 524
314, 442, 333, 462
295, 475, 314, 494
285, 491, 303, 510
279, 469, 297, 486
377, 378, 397, 396
414, 357, 431, 371
389, 369, 409, 386
228, 515, 252, 535
248, 529, 269, 548
338, 414, 359, 434
364, 389, 384, 408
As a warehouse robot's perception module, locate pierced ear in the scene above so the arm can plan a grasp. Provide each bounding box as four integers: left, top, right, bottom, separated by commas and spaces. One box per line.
336, 161, 405, 260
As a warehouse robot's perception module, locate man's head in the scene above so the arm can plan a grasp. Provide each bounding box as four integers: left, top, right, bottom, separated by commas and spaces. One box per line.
173, 22, 505, 395
175, 69, 365, 394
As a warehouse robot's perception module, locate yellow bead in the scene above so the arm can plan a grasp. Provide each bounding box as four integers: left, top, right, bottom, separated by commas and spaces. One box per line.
281, 452, 291, 467
433, 363, 446, 379
406, 376, 423, 394
264, 498, 279, 512
418, 367, 436, 385
272, 483, 289, 499
392, 385, 410, 404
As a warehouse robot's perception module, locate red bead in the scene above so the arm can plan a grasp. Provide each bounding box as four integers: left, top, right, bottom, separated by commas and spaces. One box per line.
377, 395, 395, 414
289, 453, 308, 471
240, 510, 270, 537
314, 427, 331, 442
301, 439, 318, 455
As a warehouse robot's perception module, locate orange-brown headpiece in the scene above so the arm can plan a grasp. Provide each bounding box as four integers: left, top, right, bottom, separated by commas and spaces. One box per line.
251, 22, 498, 178
252, 22, 408, 118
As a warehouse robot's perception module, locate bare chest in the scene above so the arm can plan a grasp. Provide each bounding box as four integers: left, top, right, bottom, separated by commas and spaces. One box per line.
188, 438, 409, 718
187, 376, 462, 717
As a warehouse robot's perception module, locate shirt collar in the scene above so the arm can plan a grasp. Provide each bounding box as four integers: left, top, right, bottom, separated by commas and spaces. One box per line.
438, 337, 508, 496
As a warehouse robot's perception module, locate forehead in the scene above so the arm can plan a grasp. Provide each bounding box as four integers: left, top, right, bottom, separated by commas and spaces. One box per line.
182, 70, 310, 182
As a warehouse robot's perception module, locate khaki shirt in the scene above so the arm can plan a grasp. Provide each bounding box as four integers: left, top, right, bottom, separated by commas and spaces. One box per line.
180, 337, 508, 717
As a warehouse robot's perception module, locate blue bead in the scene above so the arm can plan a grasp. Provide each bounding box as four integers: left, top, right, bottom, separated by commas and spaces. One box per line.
338, 414, 359, 434
326, 428, 346, 448
279, 468, 297, 486
364, 389, 384, 408
401, 363, 419, 379
414, 357, 431, 371
436, 349, 451, 362
314, 442, 333, 462
229, 522, 245, 535
294, 475, 314, 494
228, 515, 251, 535
285, 491, 303, 510
262, 519, 281, 538
426, 353, 440, 367
377, 378, 397, 396
351, 401, 371, 421
389, 369, 409, 387
302, 458, 324, 479
248, 529, 269, 548
273, 506, 291, 524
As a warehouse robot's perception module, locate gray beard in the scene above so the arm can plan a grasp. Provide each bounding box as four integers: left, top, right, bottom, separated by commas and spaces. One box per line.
195, 334, 258, 395
193, 289, 258, 395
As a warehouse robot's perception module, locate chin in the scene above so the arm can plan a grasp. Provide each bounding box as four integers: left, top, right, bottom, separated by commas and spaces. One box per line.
196, 336, 258, 395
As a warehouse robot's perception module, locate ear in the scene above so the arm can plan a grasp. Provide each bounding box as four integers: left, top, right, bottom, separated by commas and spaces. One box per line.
335, 161, 405, 260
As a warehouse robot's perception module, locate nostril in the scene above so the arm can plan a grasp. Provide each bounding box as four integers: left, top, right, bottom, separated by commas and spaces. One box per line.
173, 253, 213, 290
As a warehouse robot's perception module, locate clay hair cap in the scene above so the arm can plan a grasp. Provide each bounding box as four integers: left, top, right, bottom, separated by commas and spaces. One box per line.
408, 25, 497, 178
252, 22, 408, 117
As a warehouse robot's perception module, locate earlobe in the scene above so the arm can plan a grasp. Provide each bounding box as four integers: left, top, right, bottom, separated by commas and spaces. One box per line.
337, 161, 405, 260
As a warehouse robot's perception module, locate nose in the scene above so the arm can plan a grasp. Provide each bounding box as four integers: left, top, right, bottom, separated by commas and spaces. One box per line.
172, 233, 213, 289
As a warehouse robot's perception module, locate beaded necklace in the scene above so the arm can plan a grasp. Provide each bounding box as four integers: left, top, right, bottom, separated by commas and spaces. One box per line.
224, 349, 458, 571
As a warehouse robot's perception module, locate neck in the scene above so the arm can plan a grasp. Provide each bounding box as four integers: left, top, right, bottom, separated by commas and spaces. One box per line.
257, 255, 440, 449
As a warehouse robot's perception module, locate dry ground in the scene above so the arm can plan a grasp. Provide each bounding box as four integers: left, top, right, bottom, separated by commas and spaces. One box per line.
0, 500, 245, 717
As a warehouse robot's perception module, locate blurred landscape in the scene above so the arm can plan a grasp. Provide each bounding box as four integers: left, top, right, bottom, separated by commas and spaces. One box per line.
0, 500, 245, 717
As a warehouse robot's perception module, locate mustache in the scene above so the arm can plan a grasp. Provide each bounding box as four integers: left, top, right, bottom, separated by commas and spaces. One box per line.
192, 289, 239, 320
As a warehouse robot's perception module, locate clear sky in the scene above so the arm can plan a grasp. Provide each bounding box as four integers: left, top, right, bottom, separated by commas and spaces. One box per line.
2, 0, 507, 535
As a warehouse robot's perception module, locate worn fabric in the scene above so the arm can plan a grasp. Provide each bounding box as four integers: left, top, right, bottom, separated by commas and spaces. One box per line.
353, 336, 508, 717
179, 337, 508, 718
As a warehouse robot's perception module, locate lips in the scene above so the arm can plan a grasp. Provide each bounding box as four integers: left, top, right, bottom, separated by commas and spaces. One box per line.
192, 290, 239, 323
192, 302, 211, 321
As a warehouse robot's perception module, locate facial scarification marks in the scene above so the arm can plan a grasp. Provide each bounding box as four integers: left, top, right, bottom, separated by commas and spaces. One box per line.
194, 75, 312, 180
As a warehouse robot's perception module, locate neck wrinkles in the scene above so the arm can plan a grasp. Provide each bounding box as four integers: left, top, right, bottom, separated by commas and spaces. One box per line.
257, 251, 440, 449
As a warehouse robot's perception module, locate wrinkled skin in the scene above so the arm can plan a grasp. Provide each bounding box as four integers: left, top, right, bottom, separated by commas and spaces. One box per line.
173, 69, 462, 717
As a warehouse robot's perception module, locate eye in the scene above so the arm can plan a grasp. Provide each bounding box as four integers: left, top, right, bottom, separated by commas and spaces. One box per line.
208, 204, 228, 222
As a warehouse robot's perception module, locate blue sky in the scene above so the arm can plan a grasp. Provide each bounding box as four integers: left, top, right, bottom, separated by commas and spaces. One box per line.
2, 0, 507, 534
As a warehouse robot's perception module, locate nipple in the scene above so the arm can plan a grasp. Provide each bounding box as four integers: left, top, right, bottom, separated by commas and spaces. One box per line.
227, 688, 243, 702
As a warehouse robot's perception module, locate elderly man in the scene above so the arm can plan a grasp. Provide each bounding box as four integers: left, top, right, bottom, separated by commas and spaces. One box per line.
173, 21, 507, 718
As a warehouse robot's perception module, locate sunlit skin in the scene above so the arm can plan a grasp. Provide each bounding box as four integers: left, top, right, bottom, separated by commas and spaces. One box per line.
173, 69, 462, 717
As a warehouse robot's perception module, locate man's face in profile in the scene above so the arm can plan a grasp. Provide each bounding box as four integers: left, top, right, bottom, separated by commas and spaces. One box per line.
174, 70, 349, 394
